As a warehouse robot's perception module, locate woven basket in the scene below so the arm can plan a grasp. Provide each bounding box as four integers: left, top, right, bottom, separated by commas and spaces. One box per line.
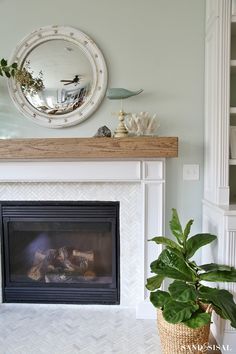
157, 309, 211, 354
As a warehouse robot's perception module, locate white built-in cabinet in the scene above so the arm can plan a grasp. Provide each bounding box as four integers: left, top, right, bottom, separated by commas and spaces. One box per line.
203, 0, 236, 349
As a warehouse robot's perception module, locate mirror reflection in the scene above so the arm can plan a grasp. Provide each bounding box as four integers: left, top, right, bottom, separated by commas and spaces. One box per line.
22, 39, 93, 115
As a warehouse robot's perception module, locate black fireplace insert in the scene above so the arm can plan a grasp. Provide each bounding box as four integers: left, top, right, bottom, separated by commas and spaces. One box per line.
0, 201, 120, 304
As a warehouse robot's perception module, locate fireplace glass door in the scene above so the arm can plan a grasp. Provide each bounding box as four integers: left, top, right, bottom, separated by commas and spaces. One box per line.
1, 201, 120, 304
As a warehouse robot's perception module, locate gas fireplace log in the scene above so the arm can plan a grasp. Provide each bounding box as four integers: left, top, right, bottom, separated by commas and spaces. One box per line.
27, 247, 95, 281
28, 249, 58, 281
72, 250, 94, 262
34, 250, 46, 263
57, 247, 76, 271
27, 264, 44, 281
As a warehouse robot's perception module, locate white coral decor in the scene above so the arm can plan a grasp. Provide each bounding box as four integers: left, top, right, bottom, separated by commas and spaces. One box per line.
125, 112, 160, 136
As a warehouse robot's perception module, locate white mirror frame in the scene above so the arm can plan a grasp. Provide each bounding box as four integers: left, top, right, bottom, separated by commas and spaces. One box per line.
8, 25, 108, 128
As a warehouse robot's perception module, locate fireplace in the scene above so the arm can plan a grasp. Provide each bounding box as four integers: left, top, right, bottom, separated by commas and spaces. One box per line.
0, 159, 166, 318
0, 201, 120, 305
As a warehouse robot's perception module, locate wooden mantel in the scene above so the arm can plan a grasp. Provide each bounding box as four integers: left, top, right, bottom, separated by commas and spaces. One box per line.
0, 137, 178, 160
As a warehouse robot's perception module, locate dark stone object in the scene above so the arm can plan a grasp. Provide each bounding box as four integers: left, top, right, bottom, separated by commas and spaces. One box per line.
94, 125, 112, 137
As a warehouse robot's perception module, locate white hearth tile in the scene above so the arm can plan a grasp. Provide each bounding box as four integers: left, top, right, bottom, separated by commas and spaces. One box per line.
0, 304, 160, 354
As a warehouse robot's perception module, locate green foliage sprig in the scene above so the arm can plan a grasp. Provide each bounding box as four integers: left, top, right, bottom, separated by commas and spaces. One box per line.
0, 58, 18, 78
14, 60, 44, 95
0, 58, 44, 95
146, 209, 236, 329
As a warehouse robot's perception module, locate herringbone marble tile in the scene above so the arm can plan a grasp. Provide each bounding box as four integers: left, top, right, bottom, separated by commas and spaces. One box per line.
0, 304, 161, 354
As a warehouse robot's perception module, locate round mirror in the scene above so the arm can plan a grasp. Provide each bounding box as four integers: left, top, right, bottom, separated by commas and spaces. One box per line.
8, 26, 108, 128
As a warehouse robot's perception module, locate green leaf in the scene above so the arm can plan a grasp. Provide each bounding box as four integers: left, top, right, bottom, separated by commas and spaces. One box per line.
163, 300, 199, 324
168, 280, 197, 302
149, 237, 182, 252
183, 311, 211, 328
185, 234, 217, 259
150, 249, 196, 281
199, 286, 236, 328
166, 246, 183, 258
199, 263, 233, 272
199, 270, 236, 282
150, 290, 171, 308
1, 58, 7, 67
2, 66, 10, 73
146, 274, 164, 291
212, 304, 228, 319
183, 219, 194, 241
169, 208, 184, 244
11, 62, 18, 69
189, 260, 198, 269
5, 71, 11, 78
0, 69, 3, 76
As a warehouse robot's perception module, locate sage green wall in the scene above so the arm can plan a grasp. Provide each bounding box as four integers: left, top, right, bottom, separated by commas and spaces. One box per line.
0, 0, 205, 236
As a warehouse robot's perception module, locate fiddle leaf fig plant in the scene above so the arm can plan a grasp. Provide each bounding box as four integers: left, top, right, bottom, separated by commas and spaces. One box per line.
146, 208, 236, 329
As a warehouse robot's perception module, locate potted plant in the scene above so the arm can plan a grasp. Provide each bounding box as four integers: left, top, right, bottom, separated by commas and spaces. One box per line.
146, 209, 236, 354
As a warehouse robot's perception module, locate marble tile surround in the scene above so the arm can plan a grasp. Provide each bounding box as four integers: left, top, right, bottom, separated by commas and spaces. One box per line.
0, 182, 143, 307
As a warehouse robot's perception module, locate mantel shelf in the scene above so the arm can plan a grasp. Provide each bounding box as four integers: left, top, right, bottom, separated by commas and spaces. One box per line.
0, 137, 178, 160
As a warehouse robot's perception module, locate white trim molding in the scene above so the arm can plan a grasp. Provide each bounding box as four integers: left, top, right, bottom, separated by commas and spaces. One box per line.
204, 1, 236, 347
202, 199, 236, 349
0, 159, 165, 319
204, 0, 231, 205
